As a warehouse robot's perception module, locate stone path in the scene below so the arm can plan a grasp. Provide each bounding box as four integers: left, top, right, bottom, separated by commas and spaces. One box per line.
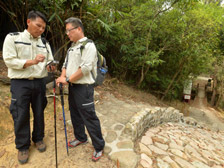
70, 88, 224, 168
138, 122, 224, 168
137, 78, 224, 168
89, 91, 151, 167
1, 81, 224, 168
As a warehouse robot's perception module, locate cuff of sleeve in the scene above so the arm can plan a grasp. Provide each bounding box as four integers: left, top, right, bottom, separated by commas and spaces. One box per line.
20, 60, 27, 69
62, 66, 66, 71
80, 66, 89, 76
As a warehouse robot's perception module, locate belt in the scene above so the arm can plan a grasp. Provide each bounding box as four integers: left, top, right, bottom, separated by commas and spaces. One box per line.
12, 78, 42, 80
28, 77, 35, 80
69, 83, 93, 87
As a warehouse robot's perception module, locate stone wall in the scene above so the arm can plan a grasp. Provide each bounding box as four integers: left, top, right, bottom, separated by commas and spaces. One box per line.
123, 107, 184, 141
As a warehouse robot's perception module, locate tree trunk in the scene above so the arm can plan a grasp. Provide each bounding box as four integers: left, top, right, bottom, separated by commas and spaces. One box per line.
211, 76, 217, 106
161, 58, 185, 101
137, 64, 149, 87
136, 1, 179, 87
215, 78, 223, 108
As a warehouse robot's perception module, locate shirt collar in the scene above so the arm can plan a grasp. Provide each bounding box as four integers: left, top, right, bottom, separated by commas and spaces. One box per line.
24, 30, 41, 40
78, 37, 87, 43
72, 37, 87, 47
76, 37, 87, 44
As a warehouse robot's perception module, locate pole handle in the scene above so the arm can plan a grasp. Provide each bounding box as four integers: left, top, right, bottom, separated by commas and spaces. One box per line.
59, 83, 63, 91
59, 83, 64, 106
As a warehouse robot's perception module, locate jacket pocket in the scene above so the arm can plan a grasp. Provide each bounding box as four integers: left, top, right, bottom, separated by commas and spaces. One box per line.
81, 102, 96, 120
10, 98, 18, 120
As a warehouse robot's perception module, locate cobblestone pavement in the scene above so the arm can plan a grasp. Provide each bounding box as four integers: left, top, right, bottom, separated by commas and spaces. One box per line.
94, 90, 224, 168
137, 78, 224, 168
138, 122, 224, 168
93, 88, 224, 168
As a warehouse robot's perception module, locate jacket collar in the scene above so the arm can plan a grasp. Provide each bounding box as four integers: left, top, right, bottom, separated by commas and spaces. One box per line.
24, 30, 41, 40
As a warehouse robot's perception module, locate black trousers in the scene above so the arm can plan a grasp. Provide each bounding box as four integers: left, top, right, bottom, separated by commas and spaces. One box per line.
68, 84, 105, 152
10, 79, 47, 150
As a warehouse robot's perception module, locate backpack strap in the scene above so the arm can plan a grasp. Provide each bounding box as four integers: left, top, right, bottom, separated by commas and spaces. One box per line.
80, 39, 93, 55
65, 39, 92, 69
79, 39, 97, 81
41, 37, 49, 53
64, 48, 73, 69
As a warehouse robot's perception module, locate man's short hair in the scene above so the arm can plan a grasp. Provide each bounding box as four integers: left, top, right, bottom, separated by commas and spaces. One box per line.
28, 11, 47, 23
65, 17, 84, 32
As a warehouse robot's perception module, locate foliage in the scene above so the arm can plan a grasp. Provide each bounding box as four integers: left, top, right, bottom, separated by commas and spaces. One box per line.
0, 0, 112, 68
1, 0, 224, 103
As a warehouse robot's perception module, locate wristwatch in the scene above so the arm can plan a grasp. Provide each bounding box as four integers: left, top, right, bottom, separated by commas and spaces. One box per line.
66, 77, 70, 83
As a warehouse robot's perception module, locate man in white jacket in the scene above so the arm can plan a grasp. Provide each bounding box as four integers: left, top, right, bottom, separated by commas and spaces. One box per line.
56, 17, 105, 162
3, 10, 54, 164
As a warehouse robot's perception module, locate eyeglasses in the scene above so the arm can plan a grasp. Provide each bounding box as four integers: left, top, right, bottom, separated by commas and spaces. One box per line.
65, 27, 78, 34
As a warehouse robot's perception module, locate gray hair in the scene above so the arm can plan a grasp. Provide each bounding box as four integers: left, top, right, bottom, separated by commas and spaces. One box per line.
65, 17, 84, 32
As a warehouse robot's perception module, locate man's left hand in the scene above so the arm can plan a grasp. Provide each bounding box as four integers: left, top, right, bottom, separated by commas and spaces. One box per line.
56, 76, 68, 87
47, 65, 56, 72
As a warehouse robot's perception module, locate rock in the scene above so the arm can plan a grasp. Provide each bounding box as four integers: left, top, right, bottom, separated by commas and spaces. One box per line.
169, 140, 184, 151
0, 149, 6, 158
155, 142, 169, 151
110, 151, 138, 168
141, 136, 153, 145
152, 135, 169, 144
174, 156, 194, 168
141, 153, 153, 165
139, 143, 152, 156
157, 158, 171, 168
162, 156, 181, 168
116, 140, 134, 149
169, 149, 188, 160
184, 117, 198, 126
211, 123, 219, 132
9, 158, 15, 168
148, 145, 168, 155
104, 145, 112, 154
105, 131, 117, 143
140, 159, 152, 168
192, 161, 211, 168
114, 124, 124, 131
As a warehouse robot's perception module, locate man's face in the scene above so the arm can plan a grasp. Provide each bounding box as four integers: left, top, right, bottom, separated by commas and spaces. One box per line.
27, 17, 46, 38
65, 23, 80, 42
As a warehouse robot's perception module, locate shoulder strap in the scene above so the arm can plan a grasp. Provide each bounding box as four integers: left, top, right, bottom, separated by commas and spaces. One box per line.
65, 48, 73, 69
41, 37, 49, 53
80, 39, 93, 55
79, 39, 97, 82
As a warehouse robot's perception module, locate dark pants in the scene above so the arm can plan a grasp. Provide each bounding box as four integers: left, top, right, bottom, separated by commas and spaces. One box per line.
10, 78, 47, 150
69, 84, 105, 152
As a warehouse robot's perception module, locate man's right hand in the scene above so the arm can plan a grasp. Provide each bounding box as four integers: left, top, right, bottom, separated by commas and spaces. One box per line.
34, 54, 45, 64
23, 54, 45, 68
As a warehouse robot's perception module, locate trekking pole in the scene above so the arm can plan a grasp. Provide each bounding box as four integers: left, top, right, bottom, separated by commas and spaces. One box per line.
59, 83, 69, 156
53, 80, 58, 168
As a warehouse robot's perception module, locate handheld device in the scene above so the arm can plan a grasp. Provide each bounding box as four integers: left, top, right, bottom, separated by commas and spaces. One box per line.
46, 60, 59, 67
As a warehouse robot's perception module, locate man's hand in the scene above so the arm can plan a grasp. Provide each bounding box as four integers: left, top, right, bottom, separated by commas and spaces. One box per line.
34, 54, 45, 64
47, 65, 56, 72
23, 54, 45, 68
56, 76, 68, 87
